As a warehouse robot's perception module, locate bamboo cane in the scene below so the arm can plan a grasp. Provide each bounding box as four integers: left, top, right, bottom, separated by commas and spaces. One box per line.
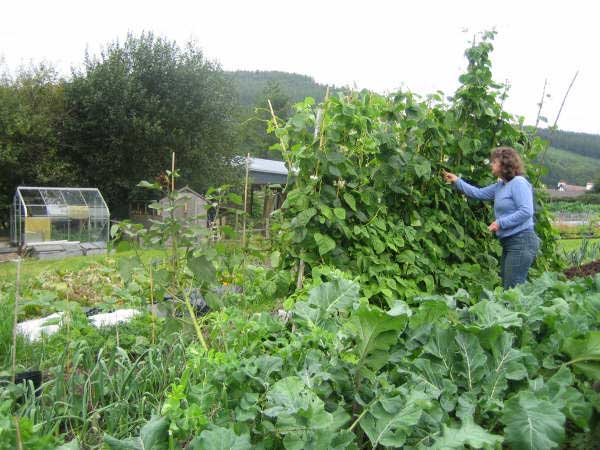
534, 78, 548, 131
242, 153, 250, 248
11, 258, 21, 384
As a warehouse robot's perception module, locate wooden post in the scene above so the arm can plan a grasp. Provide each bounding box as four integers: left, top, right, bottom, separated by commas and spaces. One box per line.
171, 152, 176, 193
534, 78, 548, 130
296, 260, 304, 290
242, 153, 250, 247
11, 258, 21, 383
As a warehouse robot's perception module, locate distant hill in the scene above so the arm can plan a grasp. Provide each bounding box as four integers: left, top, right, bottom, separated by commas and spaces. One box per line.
537, 128, 600, 160
227, 70, 334, 108
536, 147, 600, 187
535, 129, 600, 187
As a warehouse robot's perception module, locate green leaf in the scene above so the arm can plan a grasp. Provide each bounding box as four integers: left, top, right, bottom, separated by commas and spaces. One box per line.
187, 254, 216, 283
228, 192, 243, 205
423, 327, 456, 377
115, 240, 132, 253
468, 300, 522, 329
373, 238, 385, 254
333, 207, 346, 220
270, 250, 281, 268
57, 439, 81, 450
538, 366, 592, 429
103, 435, 140, 450
104, 416, 168, 450
294, 207, 317, 227
264, 376, 332, 430
562, 331, 600, 379
110, 223, 120, 238
309, 278, 360, 314
137, 180, 160, 190
410, 300, 452, 329
484, 332, 527, 402
293, 278, 360, 327
118, 255, 142, 283
431, 420, 503, 449
502, 391, 565, 450
455, 332, 487, 391
140, 416, 169, 450
361, 391, 430, 448
314, 232, 336, 256
343, 192, 357, 211
413, 159, 431, 179
189, 425, 252, 450
346, 303, 408, 371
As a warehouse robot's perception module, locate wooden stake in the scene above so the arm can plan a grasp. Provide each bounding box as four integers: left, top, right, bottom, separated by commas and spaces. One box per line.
319, 87, 330, 150
552, 71, 579, 129
149, 265, 156, 345
11, 258, 21, 384
171, 152, 176, 193
267, 100, 285, 151
170, 151, 178, 272
296, 260, 304, 290
268, 98, 294, 189
534, 78, 548, 130
14, 416, 23, 450
242, 153, 250, 248
537, 71, 579, 172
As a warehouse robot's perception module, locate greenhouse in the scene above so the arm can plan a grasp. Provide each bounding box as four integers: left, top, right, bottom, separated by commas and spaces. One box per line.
10, 186, 110, 246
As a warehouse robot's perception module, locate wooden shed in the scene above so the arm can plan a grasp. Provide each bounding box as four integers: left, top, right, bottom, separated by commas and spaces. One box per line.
159, 186, 208, 225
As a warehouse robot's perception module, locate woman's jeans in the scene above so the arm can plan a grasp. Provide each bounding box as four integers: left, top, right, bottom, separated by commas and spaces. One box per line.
499, 229, 540, 289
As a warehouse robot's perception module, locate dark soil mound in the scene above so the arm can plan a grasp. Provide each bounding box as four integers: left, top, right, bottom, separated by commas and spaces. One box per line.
564, 260, 600, 279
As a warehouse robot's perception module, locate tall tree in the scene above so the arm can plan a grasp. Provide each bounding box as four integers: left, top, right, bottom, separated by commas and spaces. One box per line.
238, 80, 291, 159
63, 32, 240, 217
0, 63, 71, 228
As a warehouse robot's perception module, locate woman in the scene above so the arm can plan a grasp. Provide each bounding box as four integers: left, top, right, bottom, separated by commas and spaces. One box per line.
442, 146, 540, 289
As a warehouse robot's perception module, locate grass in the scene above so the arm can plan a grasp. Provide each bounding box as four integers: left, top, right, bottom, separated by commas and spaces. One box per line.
0, 248, 166, 285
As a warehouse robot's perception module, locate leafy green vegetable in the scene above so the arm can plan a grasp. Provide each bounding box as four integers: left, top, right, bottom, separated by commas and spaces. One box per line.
501, 391, 565, 450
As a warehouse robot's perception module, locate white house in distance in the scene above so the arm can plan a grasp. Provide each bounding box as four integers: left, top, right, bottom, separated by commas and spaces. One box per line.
550, 180, 594, 199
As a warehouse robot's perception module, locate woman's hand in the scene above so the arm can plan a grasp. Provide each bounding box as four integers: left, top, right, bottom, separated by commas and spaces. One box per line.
488, 221, 500, 232
442, 170, 458, 184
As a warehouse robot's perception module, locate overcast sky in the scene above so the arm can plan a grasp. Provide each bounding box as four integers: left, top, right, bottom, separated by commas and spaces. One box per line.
2, 0, 598, 134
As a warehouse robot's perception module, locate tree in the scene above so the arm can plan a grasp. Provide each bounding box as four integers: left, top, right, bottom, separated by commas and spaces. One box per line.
0, 63, 72, 229
63, 32, 240, 217
238, 80, 291, 160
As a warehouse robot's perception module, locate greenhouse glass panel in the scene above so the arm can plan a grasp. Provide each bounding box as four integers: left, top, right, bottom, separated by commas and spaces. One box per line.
20, 189, 47, 216
11, 187, 110, 246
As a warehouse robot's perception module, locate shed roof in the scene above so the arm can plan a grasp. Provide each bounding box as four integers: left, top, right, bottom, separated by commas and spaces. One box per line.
249, 158, 288, 175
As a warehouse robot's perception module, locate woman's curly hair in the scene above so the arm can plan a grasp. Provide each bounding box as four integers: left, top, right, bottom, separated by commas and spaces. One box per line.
491, 147, 525, 181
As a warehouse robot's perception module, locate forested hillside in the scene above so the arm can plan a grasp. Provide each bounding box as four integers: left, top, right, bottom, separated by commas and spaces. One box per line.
534, 130, 600, 186
226, 70, 332, 108
538, 128, 600, 160
537, 147, 600, 186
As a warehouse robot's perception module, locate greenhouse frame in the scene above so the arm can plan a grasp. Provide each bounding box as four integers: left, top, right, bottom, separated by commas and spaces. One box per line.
10, 187, 110, 246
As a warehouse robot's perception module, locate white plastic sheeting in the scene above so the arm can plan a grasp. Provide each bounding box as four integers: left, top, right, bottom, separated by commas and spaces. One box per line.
16, 309, 141, 342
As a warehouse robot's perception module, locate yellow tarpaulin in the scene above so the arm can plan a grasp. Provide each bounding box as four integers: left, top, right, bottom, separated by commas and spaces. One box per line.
68, 205, 90, 219
25, 217, 51, 242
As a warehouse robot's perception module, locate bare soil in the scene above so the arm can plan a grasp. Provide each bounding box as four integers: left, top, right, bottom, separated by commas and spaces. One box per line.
564, 260, 600, 279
